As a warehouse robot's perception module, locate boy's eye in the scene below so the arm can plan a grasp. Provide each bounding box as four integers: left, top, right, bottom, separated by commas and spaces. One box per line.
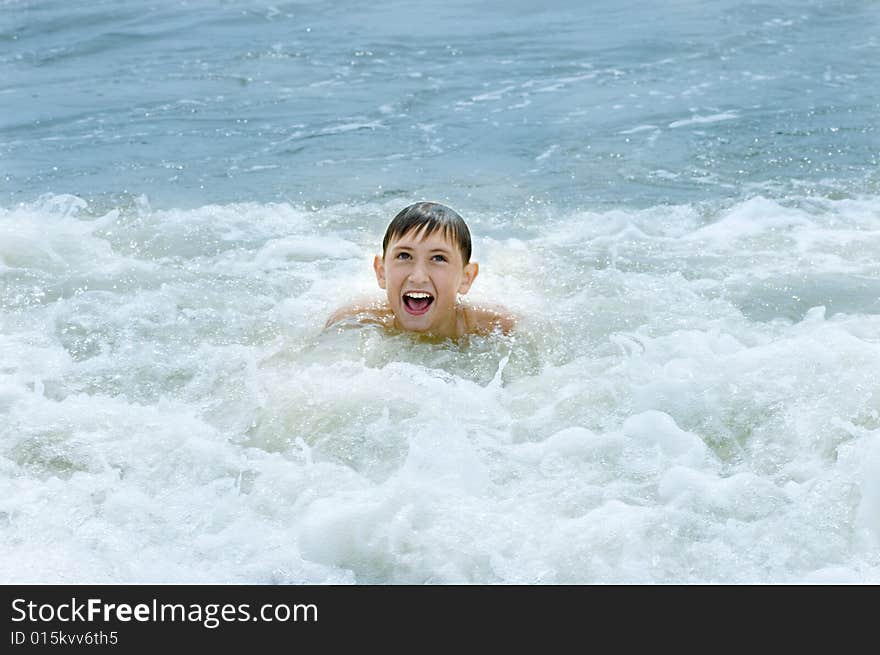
395, 252, 411, 260
431, 254, 447, 262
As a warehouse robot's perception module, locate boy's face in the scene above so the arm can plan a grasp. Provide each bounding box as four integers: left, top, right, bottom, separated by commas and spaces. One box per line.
374, 227, 478, 337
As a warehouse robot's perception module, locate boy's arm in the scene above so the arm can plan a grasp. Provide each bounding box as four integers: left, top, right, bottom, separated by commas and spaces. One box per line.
325, 299, 390, 329
325, 304, 357, 328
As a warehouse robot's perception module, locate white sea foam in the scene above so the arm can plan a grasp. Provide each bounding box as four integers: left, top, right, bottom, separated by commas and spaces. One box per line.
2, 193, 880, 583
668, 111, 739, 128
619, 124, 659, 135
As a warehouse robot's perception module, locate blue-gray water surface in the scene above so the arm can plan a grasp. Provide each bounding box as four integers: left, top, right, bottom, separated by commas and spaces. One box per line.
3, 0, 878, 210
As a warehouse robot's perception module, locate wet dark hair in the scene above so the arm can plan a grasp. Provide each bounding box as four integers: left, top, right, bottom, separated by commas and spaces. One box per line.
382, 202, 472, 263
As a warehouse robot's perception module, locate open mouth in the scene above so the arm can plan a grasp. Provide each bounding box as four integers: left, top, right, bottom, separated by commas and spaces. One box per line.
402, 291, 434, 315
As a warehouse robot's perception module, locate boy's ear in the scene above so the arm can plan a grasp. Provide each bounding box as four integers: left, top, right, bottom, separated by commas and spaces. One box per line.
373, 255, 387, 289
457, 262, 479, 295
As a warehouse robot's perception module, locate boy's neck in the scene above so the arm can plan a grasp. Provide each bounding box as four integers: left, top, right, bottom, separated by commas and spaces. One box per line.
390, 301, 466, 340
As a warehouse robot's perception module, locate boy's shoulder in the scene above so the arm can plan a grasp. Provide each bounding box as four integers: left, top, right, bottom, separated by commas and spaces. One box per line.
462, 303, 517, 336
325, 299, 517, 337
325, 299, 393, 329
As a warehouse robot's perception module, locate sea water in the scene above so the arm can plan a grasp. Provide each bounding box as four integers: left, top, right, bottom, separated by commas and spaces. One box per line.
1, 0, 879, 583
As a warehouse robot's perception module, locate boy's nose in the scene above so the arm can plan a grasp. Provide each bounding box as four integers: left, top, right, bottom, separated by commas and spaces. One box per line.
408, 261, 429, 282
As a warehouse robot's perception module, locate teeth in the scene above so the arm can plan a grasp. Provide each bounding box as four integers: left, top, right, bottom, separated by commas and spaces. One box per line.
405, 292, 432, 298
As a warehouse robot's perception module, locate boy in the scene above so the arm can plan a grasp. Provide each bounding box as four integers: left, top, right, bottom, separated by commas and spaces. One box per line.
325, 202, 516, 339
